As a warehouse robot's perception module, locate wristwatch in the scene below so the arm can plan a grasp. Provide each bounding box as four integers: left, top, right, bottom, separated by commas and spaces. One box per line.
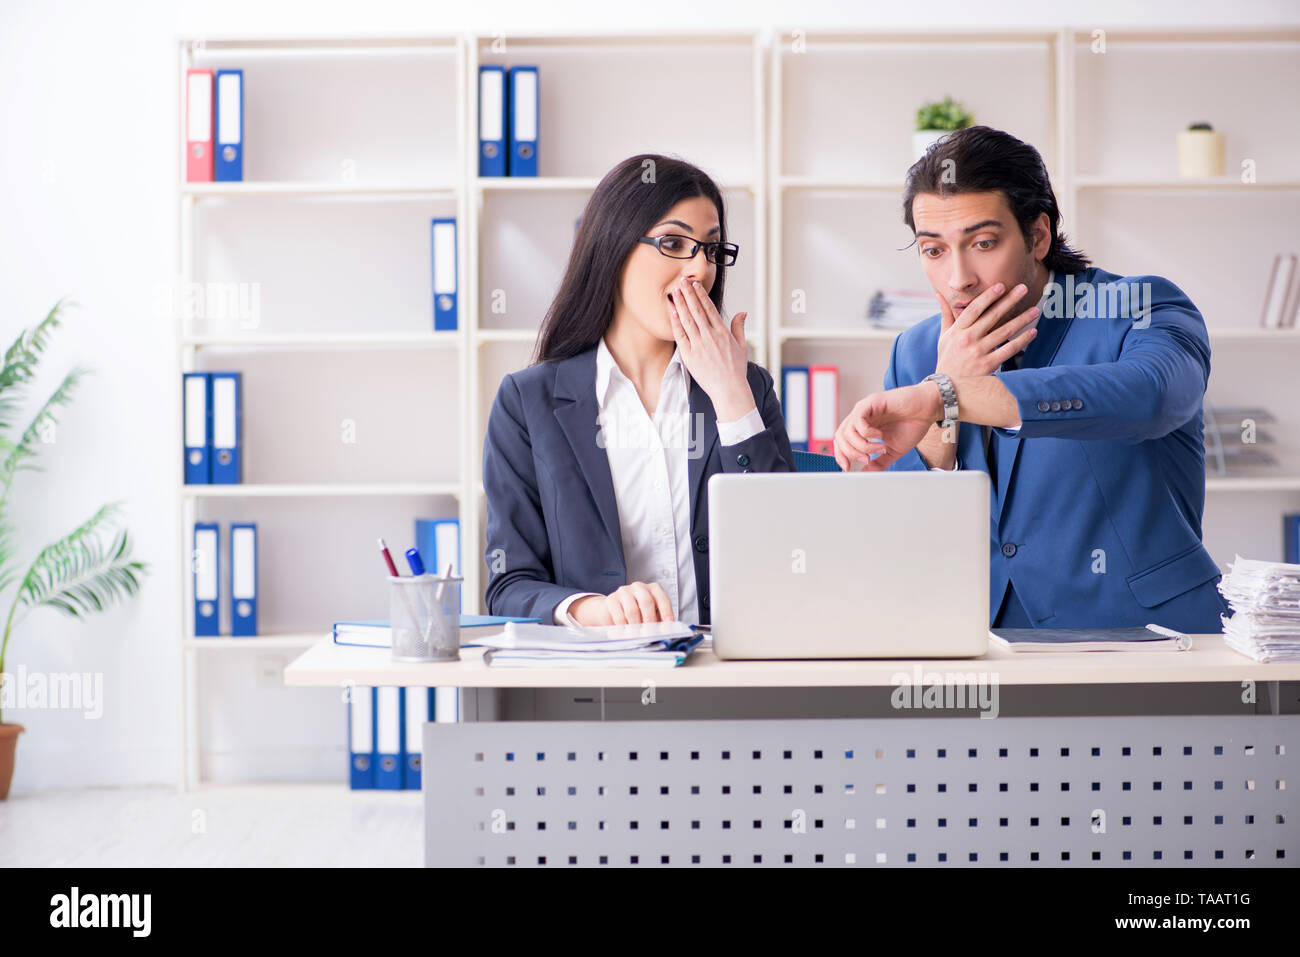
923, 372, 959, 429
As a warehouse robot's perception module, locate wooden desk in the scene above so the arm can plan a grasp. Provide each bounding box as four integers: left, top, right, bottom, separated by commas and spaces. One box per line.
283, 635, 1300, 868
284, 636, 1300, 689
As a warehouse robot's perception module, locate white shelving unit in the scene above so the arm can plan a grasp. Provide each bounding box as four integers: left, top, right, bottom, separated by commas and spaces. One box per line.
768, 26, 1300, 571
174, 29, 767, 791
181, 332, 460, 348
463, 30, 769, 596
173, 26, 1297, 791
180, 483, 462, 498
181, 182, 458, 197
1067, 28, 1300, 569
768, 27, 1067, 469
176, 33, 469, 791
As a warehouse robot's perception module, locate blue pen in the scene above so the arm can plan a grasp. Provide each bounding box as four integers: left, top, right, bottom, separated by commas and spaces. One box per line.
403, 546, 444, 646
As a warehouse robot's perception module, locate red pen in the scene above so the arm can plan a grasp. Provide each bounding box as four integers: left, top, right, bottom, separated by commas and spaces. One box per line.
378, 538, 400, 577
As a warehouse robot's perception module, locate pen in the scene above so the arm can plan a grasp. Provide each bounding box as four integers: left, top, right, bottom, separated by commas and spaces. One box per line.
405, 546, 443, 643
436, 562, 454, 601
378, 538, 400, 577
380, 538, 434, 651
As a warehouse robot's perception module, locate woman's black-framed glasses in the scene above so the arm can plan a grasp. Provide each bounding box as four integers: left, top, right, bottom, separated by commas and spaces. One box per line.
638, 234, 739, 267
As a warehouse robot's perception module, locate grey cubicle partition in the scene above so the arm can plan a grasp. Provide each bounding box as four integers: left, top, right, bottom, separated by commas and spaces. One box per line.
424, 715, 1298, 867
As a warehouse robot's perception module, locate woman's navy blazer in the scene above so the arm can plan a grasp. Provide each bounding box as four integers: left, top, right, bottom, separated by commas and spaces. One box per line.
482, 344, 795, 624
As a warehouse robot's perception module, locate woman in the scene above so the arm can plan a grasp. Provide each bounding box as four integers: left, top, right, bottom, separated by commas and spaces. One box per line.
483, 154, 795, 627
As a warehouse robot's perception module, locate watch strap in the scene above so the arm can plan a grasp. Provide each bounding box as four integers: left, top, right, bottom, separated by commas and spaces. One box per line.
924, 372, 959, 429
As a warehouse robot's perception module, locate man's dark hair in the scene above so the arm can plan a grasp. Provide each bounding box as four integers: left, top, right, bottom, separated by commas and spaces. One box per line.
902, 125, 1090, 275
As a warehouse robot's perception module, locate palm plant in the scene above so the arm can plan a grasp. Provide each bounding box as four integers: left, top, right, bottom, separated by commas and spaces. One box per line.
0, 301, 147, 725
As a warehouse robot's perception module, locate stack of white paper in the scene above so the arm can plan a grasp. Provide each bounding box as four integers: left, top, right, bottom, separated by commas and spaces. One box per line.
473, 621, 703, 668
1218, 555, 1300, 662
867, 289, 937, 330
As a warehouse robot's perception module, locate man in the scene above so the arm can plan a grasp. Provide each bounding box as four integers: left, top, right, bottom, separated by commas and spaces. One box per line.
833, 126, 1229, 634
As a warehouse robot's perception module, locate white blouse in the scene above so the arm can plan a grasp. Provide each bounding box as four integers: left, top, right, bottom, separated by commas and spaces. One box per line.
553, 337, 763, 625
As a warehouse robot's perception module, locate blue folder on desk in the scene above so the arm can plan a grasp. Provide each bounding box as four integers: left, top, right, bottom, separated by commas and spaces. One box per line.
332, 615, 540, 648
482, 633, 705, 668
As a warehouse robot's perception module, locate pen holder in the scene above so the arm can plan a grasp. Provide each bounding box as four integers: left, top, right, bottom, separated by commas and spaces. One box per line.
389, 574, 462, 662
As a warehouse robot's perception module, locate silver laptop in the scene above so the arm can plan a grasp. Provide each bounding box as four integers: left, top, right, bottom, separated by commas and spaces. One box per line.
708, 471, 989, 659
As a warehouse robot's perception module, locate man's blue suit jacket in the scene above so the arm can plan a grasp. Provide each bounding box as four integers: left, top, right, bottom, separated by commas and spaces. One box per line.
482, 344, 796, 625
885, 265, 1230, 633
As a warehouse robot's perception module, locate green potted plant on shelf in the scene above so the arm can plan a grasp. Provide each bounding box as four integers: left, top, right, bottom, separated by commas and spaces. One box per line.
914, 95, 974, 161
1177, 121, 1225, 179
0, 301, 148, 799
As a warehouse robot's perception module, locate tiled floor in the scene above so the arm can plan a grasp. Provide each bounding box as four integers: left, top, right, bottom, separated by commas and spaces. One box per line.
0, 785, 423, 867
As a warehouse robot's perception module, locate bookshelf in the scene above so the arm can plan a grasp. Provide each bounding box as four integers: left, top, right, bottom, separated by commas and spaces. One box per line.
174, 29, 767, 791
463, 29, 769, 620
174, 26, 1298, 791
768, 26, 1300, 573
1067, 28, 1300, 570
176, 33, 468, 790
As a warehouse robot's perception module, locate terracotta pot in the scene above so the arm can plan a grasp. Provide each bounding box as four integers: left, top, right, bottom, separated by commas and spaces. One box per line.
0, 723, 23, 800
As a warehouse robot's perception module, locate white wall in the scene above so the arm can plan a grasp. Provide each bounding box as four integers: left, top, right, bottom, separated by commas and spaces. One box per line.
2, 0, 1298, 791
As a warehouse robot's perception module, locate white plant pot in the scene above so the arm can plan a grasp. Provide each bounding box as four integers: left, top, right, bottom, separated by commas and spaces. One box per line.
913, 129, 951, 162
1176, 130, 1225, 179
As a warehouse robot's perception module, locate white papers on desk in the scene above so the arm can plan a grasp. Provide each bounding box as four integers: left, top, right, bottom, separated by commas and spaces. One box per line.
1218, 555, 1300, 662
483, 648, 694, 668
476, 620, 695, 652
476, 621, 702, 668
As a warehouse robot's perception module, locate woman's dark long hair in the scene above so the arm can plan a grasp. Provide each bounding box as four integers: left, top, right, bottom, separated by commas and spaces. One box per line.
533, 154, 728, 363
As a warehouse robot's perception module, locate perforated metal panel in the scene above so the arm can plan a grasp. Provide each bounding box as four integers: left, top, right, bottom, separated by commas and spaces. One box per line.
424, 716, 1299, 867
